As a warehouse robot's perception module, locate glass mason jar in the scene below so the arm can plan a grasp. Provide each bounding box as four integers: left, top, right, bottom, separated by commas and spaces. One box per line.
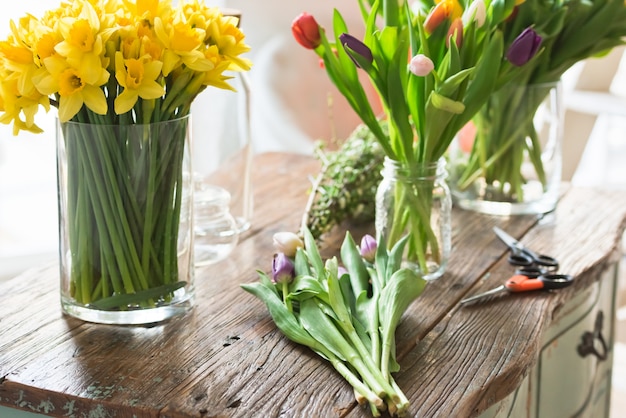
375, 157, 452, 281
56, 115, 194, 325
193, 180, 239, 267
448, 81, 563, 215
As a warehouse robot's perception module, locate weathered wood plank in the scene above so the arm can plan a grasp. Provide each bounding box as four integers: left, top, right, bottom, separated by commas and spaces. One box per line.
1, 154, 625, 418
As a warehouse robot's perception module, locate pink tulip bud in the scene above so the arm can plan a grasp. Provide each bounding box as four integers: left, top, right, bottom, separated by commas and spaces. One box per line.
409, 54, 435, 76
359, 234, 377, 263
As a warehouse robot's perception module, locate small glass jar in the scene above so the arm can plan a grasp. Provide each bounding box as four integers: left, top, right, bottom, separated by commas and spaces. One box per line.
375, 157, 452, 281
193, 181, 239, 267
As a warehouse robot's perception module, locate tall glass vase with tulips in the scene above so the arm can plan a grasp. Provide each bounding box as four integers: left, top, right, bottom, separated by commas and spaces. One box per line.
292, 0, 538, 279
448, 0, 626, 214
0, 0, 251, 324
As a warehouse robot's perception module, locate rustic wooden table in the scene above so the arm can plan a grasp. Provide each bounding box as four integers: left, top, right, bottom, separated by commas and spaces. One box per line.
1, 153, 626, 418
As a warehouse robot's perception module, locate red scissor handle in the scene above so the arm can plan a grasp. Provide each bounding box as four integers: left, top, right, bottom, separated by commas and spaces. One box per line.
505, 274, 545, 292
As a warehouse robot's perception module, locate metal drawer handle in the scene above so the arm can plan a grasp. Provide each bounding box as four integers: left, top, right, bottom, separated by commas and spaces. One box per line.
577, 311, 608, 361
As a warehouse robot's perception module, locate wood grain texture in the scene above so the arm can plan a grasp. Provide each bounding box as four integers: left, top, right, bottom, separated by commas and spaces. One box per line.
1, 153, 625, 418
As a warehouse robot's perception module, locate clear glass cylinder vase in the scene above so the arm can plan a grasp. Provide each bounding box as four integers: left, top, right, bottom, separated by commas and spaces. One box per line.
375, 157, 452, 281
56, 115, 195, 325
448, 81, 563, 215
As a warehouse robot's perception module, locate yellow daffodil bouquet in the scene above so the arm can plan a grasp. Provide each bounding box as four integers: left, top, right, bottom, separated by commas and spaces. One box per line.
0, 0, 251, 317
292, 0, 536, 279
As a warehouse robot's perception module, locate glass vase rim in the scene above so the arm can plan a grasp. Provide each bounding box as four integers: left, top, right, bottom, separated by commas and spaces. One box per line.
382, 156, 447, 179
382, 156, 446, 169
57, 113, 191, 127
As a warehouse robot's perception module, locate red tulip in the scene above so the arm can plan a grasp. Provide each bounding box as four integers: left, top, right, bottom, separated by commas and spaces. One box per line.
291, 12, 322, 49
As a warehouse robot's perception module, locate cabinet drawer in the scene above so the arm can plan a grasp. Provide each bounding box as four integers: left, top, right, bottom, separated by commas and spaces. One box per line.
533, 265, 617, 417
479, 264, 619, 418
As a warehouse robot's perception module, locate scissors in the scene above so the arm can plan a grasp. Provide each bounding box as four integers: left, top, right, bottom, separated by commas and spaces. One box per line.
493, 226, 559, 270
460, 271, 573, 305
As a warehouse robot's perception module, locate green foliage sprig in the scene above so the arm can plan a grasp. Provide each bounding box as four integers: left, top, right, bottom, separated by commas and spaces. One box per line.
303, 123, 385, 239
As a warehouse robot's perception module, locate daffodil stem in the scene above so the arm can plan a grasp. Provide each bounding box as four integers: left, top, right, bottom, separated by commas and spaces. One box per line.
61, 116, 189, 309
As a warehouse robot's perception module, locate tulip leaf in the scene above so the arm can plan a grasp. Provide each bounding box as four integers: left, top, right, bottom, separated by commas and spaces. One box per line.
302, 226, 325, 279
437, 68, 473, 98
490, 0, 516, 25
386, 235, 409, 280
256, 270, 278, 295
378, 26, 400, 71
340, 231, 370, 298
378, 268, 427, 377
288, 275, 328, 303
241, 282, 319, 349
374, 234, 389, 286
294, 247, 311, 277
327, 268, 355, 328
299, 298, 351, 361
430, 92, 466, 114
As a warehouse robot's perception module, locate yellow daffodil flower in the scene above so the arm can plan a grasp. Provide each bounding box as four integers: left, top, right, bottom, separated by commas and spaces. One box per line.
154, 16, 210, 76
206, 15, 252, 72
33, 54, 108, 121
199, 45, 234, 90
0, 63, 49, 134
114, 51, 164, 114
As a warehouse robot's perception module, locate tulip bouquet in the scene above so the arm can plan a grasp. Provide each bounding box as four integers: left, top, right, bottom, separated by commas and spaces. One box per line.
449, 0, 626, 211
0, 0, 251, 312
291, 0, 536, 277
242, 228, 426, 416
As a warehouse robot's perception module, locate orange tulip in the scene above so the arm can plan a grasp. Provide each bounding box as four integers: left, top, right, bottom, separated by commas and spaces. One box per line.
424, 0, 463, 34
446, 18, 463, 49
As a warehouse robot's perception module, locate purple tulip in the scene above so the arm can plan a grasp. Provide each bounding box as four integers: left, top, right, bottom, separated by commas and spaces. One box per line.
506, 28, 542, 67
272, 253, 295, 284
339, 33, 373, 68
359, 234, 377, 263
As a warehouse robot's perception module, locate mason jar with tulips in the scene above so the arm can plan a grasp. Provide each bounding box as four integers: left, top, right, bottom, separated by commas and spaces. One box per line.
448, 0, 626, 215
291, 0, 539, 280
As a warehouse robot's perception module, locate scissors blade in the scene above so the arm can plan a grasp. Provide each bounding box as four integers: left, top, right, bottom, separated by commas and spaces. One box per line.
493, 226, 524, 250
460, 285, 507, 305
